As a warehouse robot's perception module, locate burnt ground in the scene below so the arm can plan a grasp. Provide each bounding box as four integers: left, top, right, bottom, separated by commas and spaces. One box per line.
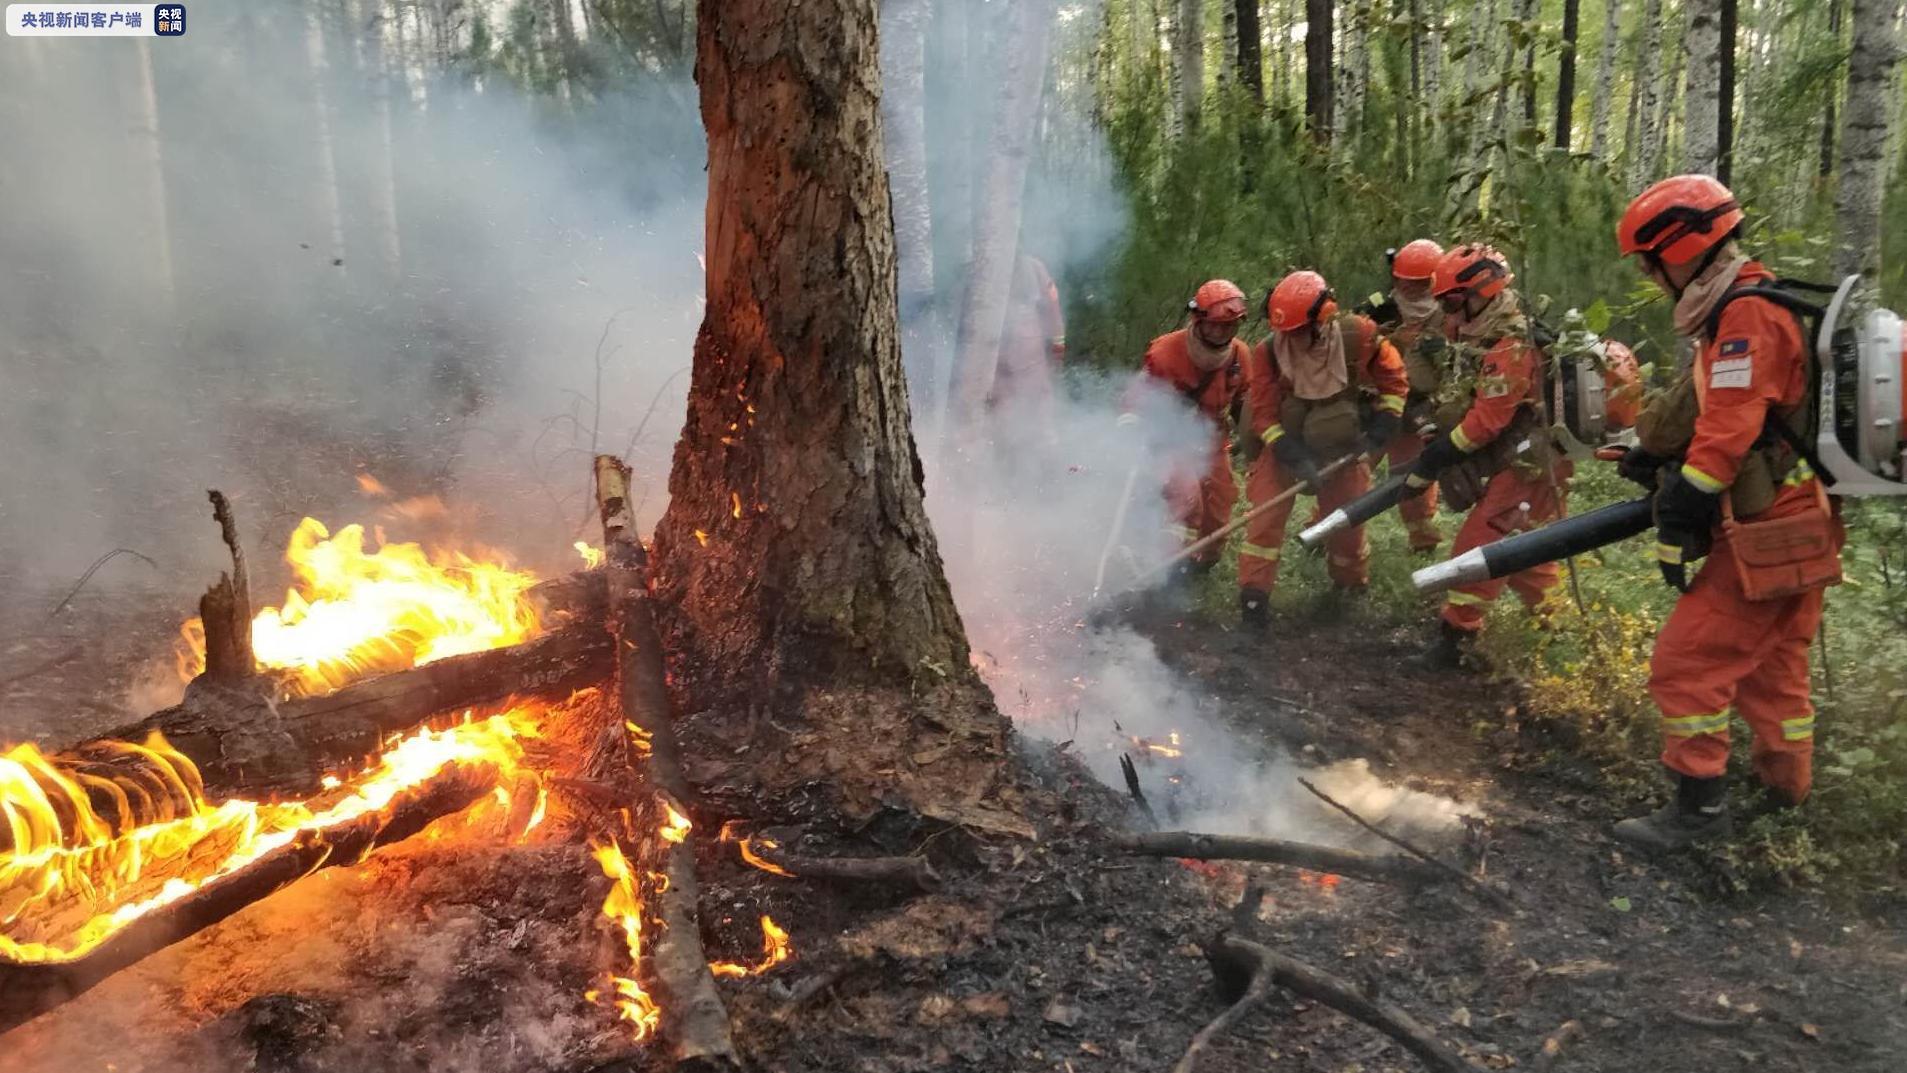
4, 585, 1907, 1073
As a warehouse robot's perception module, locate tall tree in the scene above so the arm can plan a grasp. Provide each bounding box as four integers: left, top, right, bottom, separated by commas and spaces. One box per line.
1518, 0, 1537, 129
1555, 0, 1581, 149
1219, 0, 1239, 91
1305, 0, 1334, 141
1684, 0, 1722, 174
1341, 0, 1371, 140
880, 0, 942, 408
1177, 0, 1204, 128
130, 38, 177, 316
1833, 0, 1904, 278
659, 0, 1014, 823
304, 2, 349, 283
950, 0, 1058, 423
1821, 0, 1845, 179
1236, 0, 1265, 106
1630, 0, 1663, 188
1589, 0, 1622, 159
1423, 0, 1443, 118
1717, 0, 1738, 183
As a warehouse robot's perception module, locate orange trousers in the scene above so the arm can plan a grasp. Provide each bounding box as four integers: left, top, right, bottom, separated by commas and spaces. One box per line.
1164, 444, 1238, 567
1649, 488, 1840, 804
1386, 430, 1442, 552
1238, 455, 1372, 591
1439, 462, 1569, 633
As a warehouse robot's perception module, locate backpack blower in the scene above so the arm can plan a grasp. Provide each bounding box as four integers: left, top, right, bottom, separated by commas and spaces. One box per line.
1412, 275, 1907, 594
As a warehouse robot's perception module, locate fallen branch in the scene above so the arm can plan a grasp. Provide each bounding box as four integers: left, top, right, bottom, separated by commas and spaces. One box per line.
738, 837, 940, 892
0, 760, 499, 1035
47, 548, 159, 619
1533, 1019, 1585, 1070
1296, 777, 1512, 910
595, 455, 738, 1069
1200, 935, 1471, 1073
1172, 937, 1281, 1073
1112, 830, 1449, 888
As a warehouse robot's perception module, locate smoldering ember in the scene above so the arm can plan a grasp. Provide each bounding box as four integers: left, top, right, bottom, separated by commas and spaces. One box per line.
5, 2, 1907, 1072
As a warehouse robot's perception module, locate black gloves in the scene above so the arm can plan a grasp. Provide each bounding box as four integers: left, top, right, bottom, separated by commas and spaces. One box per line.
1272, 435, 1324, 491
1414, 433, 1464, 479
1616, 446, 1671, 490
1365, 411, 1402, 457
1654, 469, 1722, 593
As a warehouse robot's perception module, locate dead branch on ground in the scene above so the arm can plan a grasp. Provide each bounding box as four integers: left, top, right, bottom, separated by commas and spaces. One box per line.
738, 836, 940, 892
1296, 777, 1513, 911
1112, 830, 1449, 888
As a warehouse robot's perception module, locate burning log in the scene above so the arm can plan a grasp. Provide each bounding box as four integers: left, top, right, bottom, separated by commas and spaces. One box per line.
1111, 830, 1451, 888
102, 622, 611, 799
0, 758, 501, 1035
593, 455, 739, 1069
736, 835, 941, 893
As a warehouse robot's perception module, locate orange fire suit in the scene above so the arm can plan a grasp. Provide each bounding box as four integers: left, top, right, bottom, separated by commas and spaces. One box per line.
1440, 332, 1570, 633
1649, 263, 1843, 805
1126, 329, 1247, 566
989, 255, 1067, 414
1239, 317, 1407, 591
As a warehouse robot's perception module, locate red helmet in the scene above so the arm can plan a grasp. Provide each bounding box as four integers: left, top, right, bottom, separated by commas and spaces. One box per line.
1431, 244, 1513, 303
1389, 239, 1445, 282
1266, 270, 1338, 332
1189, 279, 1248, 322
1618, 174, 1744, 266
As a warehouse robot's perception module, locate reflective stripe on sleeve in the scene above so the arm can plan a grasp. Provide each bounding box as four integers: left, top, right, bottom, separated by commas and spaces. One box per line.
1680, 463, 1727, 494
1377, 394, 1406, 416
1450, 426, 1477, 452
1261, 423, 1285, 445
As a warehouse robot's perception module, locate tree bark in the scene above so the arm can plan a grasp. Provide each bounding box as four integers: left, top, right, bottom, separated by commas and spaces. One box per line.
880, 0, 945, 419
1305, 0, 1334, 142
1518, 0, 1537, 129
660, 0, 1017, 825
1423, 0, 1442, 119
1684, 0, 1722, 174
1821, 0, 1846, 179
1630, 0, 1663, 188
1555, 0, 1581, 149
1177, 0, 1205, 128
1236, 0, 1265, 106
1833, 0, 1904, 278
304, 3, 349, 282
1718, 0, 1738, 182
1652, 14, 1684, 177
949, 0, 1057, 426
1589, 0, 1622, 159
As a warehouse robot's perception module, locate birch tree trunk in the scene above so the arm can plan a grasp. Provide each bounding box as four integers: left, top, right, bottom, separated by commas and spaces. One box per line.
1630, 0, 1663, 188
131, 38, 177, 318
950, 0, 1058, 424
659, 0, 1015, 827
1653, 19, 1684, 177
1275, 0, 1294, 110
1423, 0, 1443, 126
305, 3, 349, 282
1684, 0, 1722, 174
881, 0, 942, 413
1821, 0, 1845, 179
1718, 0, 1738, 182
1177, 0, 1204, 129
1340, 0, 1369, 139
1556, 0, 1581, 149
1589, 0, 1622, 159
1220, 0, 1239, 92
1833, 0, 1904, 278
1305, 0, 1334, 142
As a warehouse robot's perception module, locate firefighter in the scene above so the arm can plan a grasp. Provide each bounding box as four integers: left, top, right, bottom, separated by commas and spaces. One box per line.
1238, 271, 1408, 629
989, 252, 1068, 415
1408, 245, 1569, 666
1121, 280, 1251, 580
1611, 174, 1845, 848
1361, 239, 1450, 552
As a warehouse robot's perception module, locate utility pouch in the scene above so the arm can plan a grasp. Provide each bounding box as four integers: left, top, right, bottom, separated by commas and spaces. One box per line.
1441, 407, 1543, 513
1723, 483, 1842, 601
1301, 397, 1364, 454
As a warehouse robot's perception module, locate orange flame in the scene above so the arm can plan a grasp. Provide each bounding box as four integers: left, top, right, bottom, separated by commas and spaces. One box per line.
177, 517, 544, 696
709, 914, 792, 978
1, 708, 542, 964
574, 542, 604, 569
588, 841, 661, 1041
730, 493, 742, 520
737, 837, 794, 878
659, 802, 692, 845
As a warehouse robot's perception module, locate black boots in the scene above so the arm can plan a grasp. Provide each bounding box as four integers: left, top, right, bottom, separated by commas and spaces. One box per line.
1239, 588, 1270, 631
1612, 773, 1733, 849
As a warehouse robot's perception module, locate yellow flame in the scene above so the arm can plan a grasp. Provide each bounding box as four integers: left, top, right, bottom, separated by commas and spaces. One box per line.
737, 837, 794, 878
177, 518, 543, 697
730, 493, 742, 519
693, 530, 708, 548
1, 709, 541, 965
659, 803, 691, 845
574, 542, 604, 569
590, 841, 661, 1041
709, 915, 793, 978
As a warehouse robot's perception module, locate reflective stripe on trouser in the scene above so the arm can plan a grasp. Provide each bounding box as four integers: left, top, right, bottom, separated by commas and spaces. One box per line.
1387, 429, 1441, 550
1239, 452, 1372, 592
1650, 484, 1838, 804
1163, 441, 1239, 566
1439, 462, 1569, 634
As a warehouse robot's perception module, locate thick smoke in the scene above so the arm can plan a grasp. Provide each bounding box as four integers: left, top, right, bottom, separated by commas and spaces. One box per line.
0, 5, 705, 618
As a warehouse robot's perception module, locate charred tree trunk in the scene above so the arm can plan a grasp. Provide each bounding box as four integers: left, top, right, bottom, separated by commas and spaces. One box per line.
1305, 0, 1334, 142
194, 492, 254, 687
1834, 0, 1904, 278
659, 0, 1017, 827
1555, 0, 1580, 150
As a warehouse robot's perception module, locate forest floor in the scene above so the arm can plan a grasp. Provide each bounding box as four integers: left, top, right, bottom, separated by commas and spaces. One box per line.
3, 587, 1906, 1073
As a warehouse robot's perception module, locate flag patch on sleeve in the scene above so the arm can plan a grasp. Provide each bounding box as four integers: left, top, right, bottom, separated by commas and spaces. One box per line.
1710, 354, 1753, 390
1719, 338, 1750, 357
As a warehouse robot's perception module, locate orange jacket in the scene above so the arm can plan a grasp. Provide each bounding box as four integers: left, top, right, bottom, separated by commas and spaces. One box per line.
1679, 262, 1811, 496
1125, 328, 1247, 423
1450, 334, 1543, 453
1243, 316, 1408, 445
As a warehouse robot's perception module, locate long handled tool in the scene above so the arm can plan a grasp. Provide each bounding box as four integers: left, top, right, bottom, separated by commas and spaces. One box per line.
1112, 453, 1363, 597
1091, 463, 1142, 601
